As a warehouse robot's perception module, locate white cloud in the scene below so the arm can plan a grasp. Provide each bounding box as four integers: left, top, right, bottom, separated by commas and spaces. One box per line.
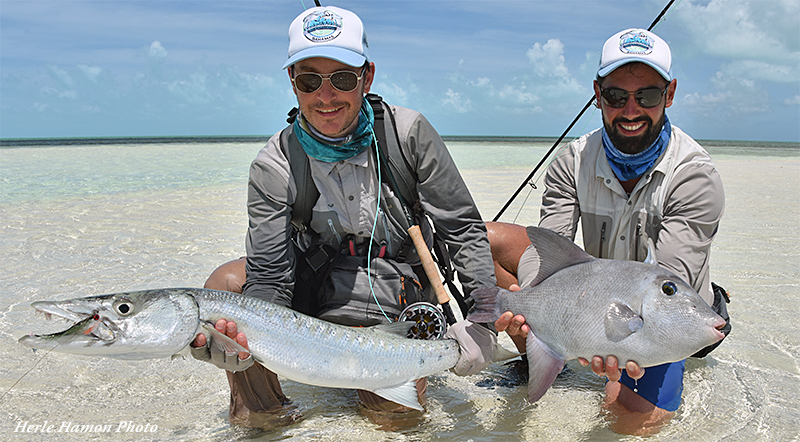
675, 0, 799, 64
720, 60, 799, 84
683, 70, 771, 115
785, 95, 800, 106
496, 83, 539, 107
432, 37, 587, 118
148, 41, 168, 60
48, 64, 74, 88
472, 77, 491, 88
78, 64, 102, 82
442, 89, 473, 113
667, 0, 799, 131
526, 39, 570, 79
373, 80, 409, 106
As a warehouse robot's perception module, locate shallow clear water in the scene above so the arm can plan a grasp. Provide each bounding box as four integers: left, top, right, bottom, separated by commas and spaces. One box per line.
1, 139, 798, 441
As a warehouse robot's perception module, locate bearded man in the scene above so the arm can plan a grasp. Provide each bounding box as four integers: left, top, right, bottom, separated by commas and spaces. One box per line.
488, 28, 727, 435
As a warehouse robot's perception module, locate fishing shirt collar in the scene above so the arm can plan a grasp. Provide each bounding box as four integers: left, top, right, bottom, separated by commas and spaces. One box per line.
602, 116, 671, 182
294, 99, 375, 163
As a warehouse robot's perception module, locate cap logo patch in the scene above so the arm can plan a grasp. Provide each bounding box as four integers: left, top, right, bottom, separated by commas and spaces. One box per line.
619, 31, 653, 55
303, 10, 343, 43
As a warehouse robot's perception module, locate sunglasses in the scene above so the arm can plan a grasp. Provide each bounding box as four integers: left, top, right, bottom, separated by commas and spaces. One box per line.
599, 86, 668, 109
291, 67, 366, 94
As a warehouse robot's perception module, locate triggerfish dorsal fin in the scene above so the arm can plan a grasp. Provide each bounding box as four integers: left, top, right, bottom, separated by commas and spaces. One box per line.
523, 226, 594, 287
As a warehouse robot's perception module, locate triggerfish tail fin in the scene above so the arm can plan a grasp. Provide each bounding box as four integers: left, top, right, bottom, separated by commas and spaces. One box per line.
467, 287, 521, 362
371, 381, 423, 411
466, 286, 502, 323
525, 330, 565, 403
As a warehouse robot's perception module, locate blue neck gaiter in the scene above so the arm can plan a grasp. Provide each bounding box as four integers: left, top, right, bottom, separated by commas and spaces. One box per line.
294, 100, 375, 163
602, 116, 671, 182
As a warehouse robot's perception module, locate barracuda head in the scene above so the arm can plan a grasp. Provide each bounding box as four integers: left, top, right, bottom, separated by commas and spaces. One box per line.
19, 289, 201, 360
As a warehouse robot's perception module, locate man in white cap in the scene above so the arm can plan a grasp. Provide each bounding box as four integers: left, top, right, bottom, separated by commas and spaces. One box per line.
190, 5, 499, 428
488, 29, 728, 434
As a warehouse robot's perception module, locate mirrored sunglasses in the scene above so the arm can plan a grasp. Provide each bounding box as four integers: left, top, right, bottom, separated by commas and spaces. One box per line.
600, 86, 668, 109
292, 68, 366, 94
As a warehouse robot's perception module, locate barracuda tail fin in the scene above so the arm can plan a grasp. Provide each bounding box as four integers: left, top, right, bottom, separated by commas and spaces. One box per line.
371, 381, 423, 411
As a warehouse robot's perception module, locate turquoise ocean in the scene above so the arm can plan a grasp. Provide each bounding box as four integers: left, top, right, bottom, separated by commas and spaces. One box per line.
1, 137, 798, 441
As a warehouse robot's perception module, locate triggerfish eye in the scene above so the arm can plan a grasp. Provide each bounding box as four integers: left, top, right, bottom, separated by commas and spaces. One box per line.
661, 281, 677, 296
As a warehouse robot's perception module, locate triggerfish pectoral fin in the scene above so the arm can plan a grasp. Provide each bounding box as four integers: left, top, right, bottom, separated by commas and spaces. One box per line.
604, 301, 644, 342
372, 381, 423, 411
525, 330, 565, 403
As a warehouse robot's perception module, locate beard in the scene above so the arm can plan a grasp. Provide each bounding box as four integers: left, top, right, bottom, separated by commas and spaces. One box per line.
605, 112, 665, 155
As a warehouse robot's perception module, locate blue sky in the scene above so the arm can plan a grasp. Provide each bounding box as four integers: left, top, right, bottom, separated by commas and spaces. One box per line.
1, 0, 798, 141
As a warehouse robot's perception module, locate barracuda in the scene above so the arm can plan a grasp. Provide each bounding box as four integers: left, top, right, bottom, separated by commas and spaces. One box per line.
19, 288, 461, 411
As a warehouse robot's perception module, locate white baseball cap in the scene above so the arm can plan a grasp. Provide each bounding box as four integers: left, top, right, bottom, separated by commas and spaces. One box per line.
282, 6, 370, 69
598, 28, 672, 81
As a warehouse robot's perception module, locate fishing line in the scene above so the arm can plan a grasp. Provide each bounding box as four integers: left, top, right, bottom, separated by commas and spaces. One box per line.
368, 126, 394, 324
509, 105, 599, 224
0, 348, 53, 401
0, 320, 91, 401
493, 0, 678, 222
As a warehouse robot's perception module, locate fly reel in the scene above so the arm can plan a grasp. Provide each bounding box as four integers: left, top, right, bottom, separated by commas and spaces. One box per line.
398, 302, 447, 340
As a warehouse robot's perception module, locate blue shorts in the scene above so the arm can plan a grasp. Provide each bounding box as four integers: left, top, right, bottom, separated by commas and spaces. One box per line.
617, 360, 686, 412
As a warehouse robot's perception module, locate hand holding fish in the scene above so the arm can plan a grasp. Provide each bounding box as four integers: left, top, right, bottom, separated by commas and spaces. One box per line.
190, 318, 254, 371
579, 355, 644, 382
444, 320, 497, 376
494, 283, 529, 353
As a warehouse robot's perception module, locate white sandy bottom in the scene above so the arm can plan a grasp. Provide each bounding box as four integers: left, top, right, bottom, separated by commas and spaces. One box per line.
1, 149, 798, 441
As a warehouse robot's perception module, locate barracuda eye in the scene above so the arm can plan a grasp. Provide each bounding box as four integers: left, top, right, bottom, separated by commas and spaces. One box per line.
113, 298, 134, 316
662, 282, 677, 296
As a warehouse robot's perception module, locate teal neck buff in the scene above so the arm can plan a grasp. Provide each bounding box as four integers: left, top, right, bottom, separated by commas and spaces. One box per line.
294, 100, 375, 163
